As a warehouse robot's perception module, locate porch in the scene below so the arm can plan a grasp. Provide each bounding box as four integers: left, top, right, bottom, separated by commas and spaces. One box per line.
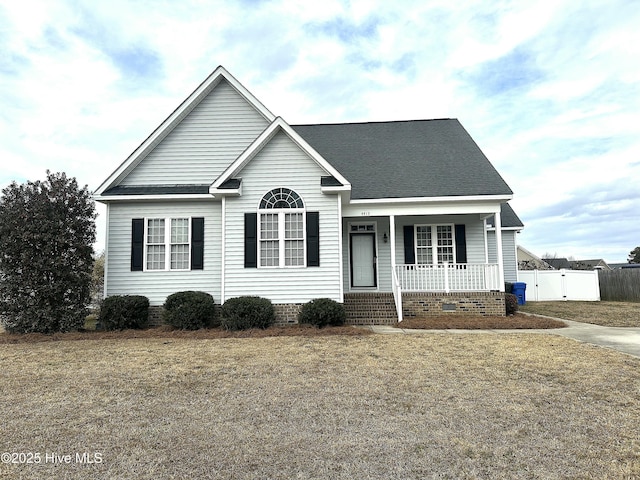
343, 211, 507, 322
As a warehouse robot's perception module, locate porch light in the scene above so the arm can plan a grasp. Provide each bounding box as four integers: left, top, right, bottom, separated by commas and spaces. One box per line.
383, 233, 388, 243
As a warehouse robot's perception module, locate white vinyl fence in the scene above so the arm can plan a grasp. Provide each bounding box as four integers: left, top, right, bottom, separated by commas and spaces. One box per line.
517, 269, 600, 301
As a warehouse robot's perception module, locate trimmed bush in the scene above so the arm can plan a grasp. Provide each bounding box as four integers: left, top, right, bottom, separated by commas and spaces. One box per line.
163, 291, 218, 330
99, 295, 149, 331
221, 296, 274, 331
505, 293, 519, 315
299, 298, 346, 328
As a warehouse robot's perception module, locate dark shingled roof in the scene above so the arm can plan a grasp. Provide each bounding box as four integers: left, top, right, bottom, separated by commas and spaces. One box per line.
487, 203, 524, 229
104, 185, 210, 195
293, 119, 512, 200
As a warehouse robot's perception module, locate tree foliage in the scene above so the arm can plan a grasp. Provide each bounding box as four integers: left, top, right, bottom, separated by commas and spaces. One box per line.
629, 247, 640, 264
0, 171, 97, 333
91, 251, 105, 307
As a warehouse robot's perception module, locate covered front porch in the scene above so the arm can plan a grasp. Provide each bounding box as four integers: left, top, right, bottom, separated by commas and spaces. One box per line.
341, 204, 507, 322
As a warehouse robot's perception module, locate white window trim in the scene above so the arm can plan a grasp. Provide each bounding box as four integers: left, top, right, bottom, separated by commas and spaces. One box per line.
415, 224, 456, 265
143, 217, 192, 272
257, 209, 307, 268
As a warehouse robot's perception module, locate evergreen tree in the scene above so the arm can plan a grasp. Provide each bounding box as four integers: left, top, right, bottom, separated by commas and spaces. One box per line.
0, 171, 97, 333
629, 247, 640, 264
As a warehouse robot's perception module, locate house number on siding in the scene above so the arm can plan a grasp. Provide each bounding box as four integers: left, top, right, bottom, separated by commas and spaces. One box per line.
360, 211, 370, 216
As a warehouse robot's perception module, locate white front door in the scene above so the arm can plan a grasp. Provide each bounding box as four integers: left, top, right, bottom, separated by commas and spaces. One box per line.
351, 233, 376, 288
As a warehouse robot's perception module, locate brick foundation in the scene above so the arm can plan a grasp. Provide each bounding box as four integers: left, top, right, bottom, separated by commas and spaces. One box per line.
402, 292, 506, 317
142, 292, 504, 328
273, 304, 303, 325
148, 306, 165, 326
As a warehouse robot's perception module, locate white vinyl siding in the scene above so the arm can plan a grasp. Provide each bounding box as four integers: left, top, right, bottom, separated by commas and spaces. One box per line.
488, 230, 518, 282
120, 79, 270, 185
224, 131, 342, 304
105, 201, 221, 305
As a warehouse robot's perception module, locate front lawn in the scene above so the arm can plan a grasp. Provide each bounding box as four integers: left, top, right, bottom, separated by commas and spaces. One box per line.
1, 335, 638, 479
520, 301, 640, 327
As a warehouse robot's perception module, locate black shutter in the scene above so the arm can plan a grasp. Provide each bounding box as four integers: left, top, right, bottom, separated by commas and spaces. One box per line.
455, 224, 467, 263
403, 225, 415, 264
191, 217, 204, 270
244, 213, 257, 268
306, 211, 320, 267
131, 218, 144, 271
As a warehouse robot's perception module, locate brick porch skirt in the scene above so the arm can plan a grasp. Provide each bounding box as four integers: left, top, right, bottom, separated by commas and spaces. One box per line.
401, 292, 506, 318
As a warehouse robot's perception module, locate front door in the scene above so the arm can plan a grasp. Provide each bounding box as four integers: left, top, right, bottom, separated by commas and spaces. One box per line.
351, 233, 376, 288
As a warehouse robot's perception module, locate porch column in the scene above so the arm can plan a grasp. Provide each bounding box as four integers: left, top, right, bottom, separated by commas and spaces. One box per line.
494, 209, 505, 291
389, 215, 396, 271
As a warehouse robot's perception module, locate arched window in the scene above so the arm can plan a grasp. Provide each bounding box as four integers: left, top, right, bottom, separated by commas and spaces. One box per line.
258, 188, 305, 267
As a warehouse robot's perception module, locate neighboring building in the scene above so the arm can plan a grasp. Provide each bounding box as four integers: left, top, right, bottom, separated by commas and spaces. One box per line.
543, 258, 611, 271
517, 246, 553, 271
94, 66, 521, 324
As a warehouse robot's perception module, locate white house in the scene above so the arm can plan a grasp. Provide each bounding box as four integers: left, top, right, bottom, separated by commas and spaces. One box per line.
94, 66, 521, 324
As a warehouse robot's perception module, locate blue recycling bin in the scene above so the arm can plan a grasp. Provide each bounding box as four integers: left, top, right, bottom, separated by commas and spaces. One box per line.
512, 282, 526, 305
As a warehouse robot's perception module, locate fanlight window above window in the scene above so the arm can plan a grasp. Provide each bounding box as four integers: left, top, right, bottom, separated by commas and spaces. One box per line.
258, 188, 305, 267
259, 188, 304, 209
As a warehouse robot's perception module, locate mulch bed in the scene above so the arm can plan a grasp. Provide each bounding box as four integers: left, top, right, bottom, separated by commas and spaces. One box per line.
0, 314, 567, 344
397, 313, 567, 330
0, 324, 372, 344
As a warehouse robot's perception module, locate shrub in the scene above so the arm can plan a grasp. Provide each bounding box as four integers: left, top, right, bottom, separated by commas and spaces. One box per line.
221, 296, 274, 331
163, 291, 218, 330
0, 171, 96, 333
298, 298, 346, 328
99, 295, 149, 330
505, 293, 519, 315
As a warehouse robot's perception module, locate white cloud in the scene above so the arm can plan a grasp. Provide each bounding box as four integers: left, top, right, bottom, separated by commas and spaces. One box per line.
0, 0, 639, 261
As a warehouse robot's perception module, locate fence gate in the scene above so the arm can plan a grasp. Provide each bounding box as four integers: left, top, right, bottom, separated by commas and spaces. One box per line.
517, 269, 600, 301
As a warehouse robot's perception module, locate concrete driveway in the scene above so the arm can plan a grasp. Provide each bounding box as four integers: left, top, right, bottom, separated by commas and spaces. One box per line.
551, 318, 640, 358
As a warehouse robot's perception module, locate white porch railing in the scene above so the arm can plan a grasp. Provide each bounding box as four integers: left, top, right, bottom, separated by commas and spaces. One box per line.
395, 263, 501, 292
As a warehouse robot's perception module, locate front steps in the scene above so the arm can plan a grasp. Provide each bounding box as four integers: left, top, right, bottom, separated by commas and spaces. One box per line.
343, 292, 398, 325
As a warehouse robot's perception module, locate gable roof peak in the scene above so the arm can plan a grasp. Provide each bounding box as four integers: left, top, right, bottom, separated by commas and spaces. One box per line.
210, 116, 351, 194
95, 65, 275, 197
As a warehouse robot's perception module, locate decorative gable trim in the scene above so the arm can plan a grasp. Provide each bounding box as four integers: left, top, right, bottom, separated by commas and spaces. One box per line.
95, 66, 276, 197
210, 117, 351, 194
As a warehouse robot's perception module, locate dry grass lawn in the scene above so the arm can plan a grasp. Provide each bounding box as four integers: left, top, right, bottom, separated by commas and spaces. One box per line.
1, 334, 639, 479
521, 301, 640, 327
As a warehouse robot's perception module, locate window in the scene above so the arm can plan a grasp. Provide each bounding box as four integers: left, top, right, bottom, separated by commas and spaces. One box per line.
145, 218, 191, 270
416, 225, 455, 264
258, 188, 305, 267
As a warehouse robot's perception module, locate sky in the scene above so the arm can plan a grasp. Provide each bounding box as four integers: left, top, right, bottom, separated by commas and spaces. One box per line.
1, 0, 639, 263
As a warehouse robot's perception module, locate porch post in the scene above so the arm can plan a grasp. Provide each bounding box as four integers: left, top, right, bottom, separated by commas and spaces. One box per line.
389, 215, 396, 271
494, 208, 505, 291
